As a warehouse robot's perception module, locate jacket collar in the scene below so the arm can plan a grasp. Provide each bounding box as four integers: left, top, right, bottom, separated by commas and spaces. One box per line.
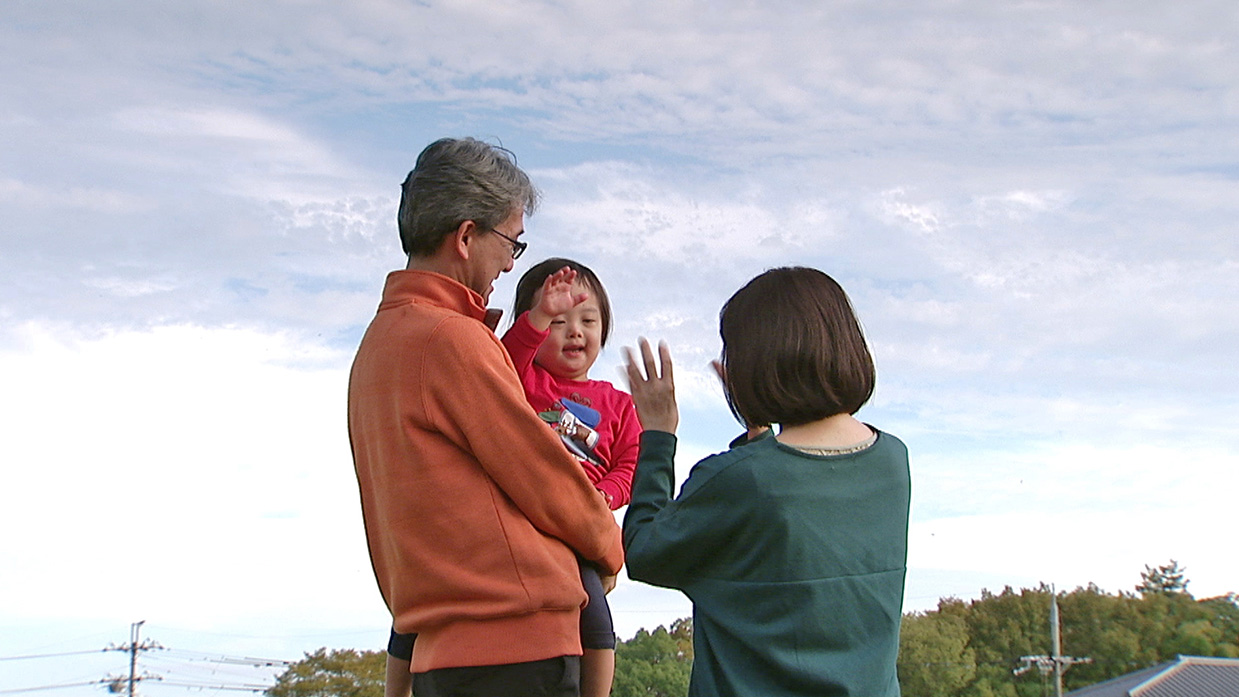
378, 270, 488, 323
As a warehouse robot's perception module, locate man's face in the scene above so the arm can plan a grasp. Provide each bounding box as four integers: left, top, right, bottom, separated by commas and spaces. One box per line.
466, 207, 523, 304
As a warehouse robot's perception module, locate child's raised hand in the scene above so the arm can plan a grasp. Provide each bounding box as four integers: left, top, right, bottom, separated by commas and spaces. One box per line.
528, 266, 588, 330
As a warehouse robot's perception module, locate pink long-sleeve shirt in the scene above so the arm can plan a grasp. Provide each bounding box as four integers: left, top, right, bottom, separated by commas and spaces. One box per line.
502, 311, 641, 509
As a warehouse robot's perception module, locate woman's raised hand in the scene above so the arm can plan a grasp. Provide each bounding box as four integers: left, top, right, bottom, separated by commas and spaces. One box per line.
624, 337, 679, 434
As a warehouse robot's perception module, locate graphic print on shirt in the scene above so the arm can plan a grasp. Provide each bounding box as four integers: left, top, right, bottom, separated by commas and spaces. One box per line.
538, 398, 602, 465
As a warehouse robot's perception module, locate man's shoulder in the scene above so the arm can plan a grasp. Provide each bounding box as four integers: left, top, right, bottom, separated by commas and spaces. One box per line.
425, 311, 502, 352
375, 296, 493, 339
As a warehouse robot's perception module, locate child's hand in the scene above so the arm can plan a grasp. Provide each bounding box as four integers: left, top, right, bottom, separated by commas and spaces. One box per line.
528, 266, 588, 330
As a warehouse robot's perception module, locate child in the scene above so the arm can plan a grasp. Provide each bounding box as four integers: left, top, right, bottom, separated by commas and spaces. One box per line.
621, 267, 911, 696
386, 258, 639, 697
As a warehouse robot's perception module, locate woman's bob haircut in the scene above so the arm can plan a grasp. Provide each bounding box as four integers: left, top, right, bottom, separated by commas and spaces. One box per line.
720, 266, 875, 428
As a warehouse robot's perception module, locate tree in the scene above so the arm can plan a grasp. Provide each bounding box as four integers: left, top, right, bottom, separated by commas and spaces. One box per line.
1137, 560, 1190, 596
962, 584, 1056, 697
898, 599, 977, 697
1199, 593, 1239, 656
612, 618, 693, 697
267, 648, 385, 697
894, 566, 1239, 697
1057, 582, 1143, 683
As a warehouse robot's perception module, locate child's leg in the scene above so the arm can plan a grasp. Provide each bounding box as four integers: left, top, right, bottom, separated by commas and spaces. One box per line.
581, 648, 615, 697
385, 627, 415, 697
578, 563, 616, 697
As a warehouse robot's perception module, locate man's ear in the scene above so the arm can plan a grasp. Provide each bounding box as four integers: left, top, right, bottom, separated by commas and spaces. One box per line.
450, 220, 478, 260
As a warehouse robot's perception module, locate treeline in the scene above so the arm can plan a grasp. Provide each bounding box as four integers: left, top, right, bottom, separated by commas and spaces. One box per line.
265, 620, 696, 697
267, 562, 1239, 697
899, 561, 1239, 696
612, 617, 693, 697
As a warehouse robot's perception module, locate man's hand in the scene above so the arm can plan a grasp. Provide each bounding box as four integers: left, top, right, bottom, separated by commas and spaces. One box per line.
624, 337, 679, 434
527, 266, 588, 330
601, 572, 618, 595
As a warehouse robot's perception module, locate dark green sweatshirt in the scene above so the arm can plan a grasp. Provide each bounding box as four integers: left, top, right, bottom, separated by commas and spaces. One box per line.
624, 430, 910, 696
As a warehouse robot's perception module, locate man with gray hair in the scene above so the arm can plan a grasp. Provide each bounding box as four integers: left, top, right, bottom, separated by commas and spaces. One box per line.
349, 138, 624, 697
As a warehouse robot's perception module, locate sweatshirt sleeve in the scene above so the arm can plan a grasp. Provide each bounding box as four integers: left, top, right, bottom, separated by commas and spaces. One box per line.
622, 431, 749, 589
594, 393, 640, 509
426, 317, 624, 575
500, 312, 545, 374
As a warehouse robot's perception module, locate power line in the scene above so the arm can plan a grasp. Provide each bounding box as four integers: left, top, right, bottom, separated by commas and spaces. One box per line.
159, 648, 291, 667
158, 681, 270, 693
0, 680, 106, 695
0, 649, 107, 661
4, 623, 292, 696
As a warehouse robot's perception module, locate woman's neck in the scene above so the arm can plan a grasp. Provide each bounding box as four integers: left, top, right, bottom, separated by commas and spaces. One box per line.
775, 413, 872, 449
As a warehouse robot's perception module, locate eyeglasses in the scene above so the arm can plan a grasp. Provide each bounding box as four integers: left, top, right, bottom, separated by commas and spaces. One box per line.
491, 229, 527, 260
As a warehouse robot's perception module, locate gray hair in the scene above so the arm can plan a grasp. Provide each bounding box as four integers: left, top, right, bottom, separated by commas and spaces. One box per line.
397, 138, 540, 257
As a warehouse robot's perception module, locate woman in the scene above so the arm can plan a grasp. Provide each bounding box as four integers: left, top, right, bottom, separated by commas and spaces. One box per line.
622, 266, 910, 696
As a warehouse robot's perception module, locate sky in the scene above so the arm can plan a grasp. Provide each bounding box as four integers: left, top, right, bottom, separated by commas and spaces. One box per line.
2, 0, 1237, 693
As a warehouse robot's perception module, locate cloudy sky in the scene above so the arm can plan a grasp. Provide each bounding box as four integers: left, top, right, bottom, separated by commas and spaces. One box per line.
3, 1, 1237, 693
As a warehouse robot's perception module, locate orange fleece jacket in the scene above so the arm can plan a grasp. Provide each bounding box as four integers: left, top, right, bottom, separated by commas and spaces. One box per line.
348, 270, 625, 672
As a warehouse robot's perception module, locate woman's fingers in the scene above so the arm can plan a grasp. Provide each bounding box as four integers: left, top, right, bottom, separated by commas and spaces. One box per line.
658, 340, 673, 384
623, 338, 679, 433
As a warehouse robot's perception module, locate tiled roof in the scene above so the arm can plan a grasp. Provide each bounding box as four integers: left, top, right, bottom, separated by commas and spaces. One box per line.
1067, 662, 1174, 697
1134, 656, 1239, 697
1066, 656, 1239, 697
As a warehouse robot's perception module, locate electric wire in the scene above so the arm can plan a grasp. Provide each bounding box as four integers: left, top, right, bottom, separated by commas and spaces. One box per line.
0, 680, 105, 695
0, 649, 107, 661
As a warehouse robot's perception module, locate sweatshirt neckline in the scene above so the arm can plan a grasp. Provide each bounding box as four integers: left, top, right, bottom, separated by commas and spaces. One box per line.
381, 270, 487, 323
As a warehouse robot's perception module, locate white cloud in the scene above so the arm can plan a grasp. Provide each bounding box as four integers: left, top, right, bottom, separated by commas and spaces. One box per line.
0, 323, 374, 630
0, 178, 154, 213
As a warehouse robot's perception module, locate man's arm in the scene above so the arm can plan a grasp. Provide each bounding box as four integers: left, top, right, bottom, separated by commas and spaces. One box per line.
427, 318, 624, 573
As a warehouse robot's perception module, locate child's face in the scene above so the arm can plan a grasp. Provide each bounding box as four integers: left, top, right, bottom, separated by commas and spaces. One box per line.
534, 281, 603, 382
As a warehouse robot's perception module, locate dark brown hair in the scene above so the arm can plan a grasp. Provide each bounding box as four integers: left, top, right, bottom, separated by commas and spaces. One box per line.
512, 258, 613, 346
720, 267, 875, 427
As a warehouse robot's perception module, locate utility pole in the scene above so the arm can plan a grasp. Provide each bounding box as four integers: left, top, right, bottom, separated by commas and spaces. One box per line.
105, 620, 162, 696
128, 620, 142, 697
1014, 586, 1091, 697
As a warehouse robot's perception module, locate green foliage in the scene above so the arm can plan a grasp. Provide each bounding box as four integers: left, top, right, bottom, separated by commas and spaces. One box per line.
1200, 593, 1239, 656
895, 563, 1239, 697
266, 563, 1236, 697
612, 618, 693, 697
267, 648, 385, 697
962, 585, 1053, 697
1057, 582, 1143, 682
899, 605, 977, 696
